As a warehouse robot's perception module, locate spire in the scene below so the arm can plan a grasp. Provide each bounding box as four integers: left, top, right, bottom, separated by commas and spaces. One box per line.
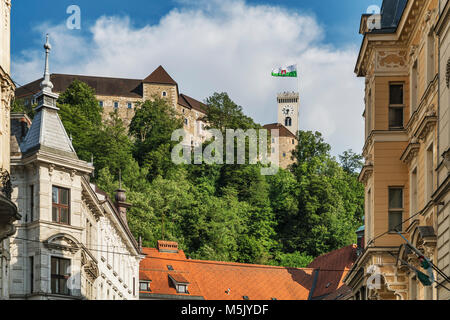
20, 34, 77, 159
40, 34, 54, 93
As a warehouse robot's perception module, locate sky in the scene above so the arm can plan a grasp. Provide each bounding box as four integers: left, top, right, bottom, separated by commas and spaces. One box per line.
11, 0, 382, 157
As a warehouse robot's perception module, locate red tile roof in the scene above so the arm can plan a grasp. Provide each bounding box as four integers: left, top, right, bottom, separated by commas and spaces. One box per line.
263, 123, 297, 139
143, 65, 178, 85
307, 245, 357, 299
139, 244, 357, 300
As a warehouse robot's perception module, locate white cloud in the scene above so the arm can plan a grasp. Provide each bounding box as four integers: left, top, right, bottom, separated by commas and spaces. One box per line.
12, 0, 364, 156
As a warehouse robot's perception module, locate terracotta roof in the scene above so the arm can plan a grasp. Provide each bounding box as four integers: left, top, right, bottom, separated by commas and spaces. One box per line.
307, 245, 357, 300
15, 74, 143, 99
178, 93, 207, 114
143, 65, 178, 85
139, 244, 356, 300
169, 273, 190, 284
263, 123, 297, 139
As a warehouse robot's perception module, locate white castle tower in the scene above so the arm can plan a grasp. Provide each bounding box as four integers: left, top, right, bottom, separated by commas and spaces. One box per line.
277, 92, 299, 135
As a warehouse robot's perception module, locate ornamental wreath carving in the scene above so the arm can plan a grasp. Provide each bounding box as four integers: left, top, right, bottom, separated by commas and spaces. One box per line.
0, 168, 12, 199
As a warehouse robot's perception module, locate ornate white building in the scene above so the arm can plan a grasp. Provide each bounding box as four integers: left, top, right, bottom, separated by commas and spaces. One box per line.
8, 36, 142, 300
0, 0, 20, 300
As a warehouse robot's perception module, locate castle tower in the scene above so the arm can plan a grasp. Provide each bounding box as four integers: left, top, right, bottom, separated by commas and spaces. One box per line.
277, 92, 299, 136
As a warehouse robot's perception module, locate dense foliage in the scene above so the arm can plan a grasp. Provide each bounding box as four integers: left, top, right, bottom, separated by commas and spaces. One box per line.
20, 81, 364, 268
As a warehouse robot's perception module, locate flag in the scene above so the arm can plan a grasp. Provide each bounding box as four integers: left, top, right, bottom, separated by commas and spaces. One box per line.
272, 65, 298, 77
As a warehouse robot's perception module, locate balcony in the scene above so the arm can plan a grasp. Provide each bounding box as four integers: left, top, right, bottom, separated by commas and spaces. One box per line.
0, 169, 21, 241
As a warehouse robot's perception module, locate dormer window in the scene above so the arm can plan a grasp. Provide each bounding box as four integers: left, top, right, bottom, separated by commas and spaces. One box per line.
169, 274, 190, 294
139, 281, 151, 292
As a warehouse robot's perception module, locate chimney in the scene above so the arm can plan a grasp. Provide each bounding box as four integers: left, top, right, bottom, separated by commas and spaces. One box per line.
157, 240, 179, 253
114, 188, 131, 226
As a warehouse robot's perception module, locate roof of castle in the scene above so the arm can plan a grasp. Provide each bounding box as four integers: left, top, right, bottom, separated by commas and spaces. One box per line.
143, 65, 178, 86
178, 93, 207, 114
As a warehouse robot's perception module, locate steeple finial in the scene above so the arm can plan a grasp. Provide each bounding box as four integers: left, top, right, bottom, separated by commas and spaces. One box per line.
40, 34, 54, 92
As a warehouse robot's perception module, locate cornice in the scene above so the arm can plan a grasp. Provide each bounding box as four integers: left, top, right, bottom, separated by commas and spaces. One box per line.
359, 164, 374, 185
400, 142, 420, 164
435, 0, 450, 36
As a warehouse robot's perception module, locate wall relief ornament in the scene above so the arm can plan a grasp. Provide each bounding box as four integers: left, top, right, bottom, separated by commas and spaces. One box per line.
377, 51, 407, 71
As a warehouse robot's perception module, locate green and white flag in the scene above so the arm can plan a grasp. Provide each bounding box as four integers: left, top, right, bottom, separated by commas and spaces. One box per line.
271, 64, 298, 77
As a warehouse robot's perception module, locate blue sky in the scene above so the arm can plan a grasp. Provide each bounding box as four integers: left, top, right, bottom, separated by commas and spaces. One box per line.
11, 0, 382, 156
12, 0, 381, 56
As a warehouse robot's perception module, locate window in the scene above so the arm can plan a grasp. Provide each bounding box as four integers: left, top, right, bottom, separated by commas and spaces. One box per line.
176, 284, 188, 294
389, 84, 404, 130
162, 91, 167, 97
411, 168, 418, 215
140, 281, 151, 292
388, 187, 404, 232
29, 185, 34, 222
114, 101, 119, 109
167, 265, 174, 271
292, 139, 295, 145
29, 257, 34, 294
282, 153, 286, 158
411, 60, 418, 114
127, 102, 132, 109
285, 117, 292, 127
426, 144, 434, 200
133, 277, 135, 296
184, 118, 188, 125
99, 101, 104, 108
51, 257, 71, 295
427, 32, 435, 84
52, 186, 70, 225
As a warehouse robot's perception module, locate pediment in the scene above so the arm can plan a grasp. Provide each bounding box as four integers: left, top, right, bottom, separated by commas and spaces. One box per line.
44, 233, 81, 253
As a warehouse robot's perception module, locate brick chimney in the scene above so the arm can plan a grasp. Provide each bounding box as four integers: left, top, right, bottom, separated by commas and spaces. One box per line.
157, 240, 179, 253
115, 188, 131, 226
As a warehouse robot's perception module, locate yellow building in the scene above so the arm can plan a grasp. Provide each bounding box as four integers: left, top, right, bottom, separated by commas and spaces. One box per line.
345, 0, 450, 300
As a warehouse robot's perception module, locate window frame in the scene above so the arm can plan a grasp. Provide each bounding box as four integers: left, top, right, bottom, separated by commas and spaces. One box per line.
52, 186, 70, 225
388, 83, 405, 130
388, 187, 404, 233
50, 256, 72, 296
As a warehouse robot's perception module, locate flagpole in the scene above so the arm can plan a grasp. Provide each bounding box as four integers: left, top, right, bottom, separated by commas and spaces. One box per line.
296, 63, 300, 132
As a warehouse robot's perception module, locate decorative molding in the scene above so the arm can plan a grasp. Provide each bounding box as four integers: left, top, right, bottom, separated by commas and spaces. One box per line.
400, 142, 420, 164
44, 233, 81, 253
414, 114, 437, 142
359, 164, 374, 185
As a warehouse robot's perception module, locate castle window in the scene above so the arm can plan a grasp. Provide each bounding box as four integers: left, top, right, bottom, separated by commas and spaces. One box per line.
99, 101, 103, 108
52, 186, 70, 225
162, 91, 167, 97
285, 117, 292, 127
184, 118, 188, 125
127, 102, 133, 109
51, 257, 71, 295
114, 101, 119, 109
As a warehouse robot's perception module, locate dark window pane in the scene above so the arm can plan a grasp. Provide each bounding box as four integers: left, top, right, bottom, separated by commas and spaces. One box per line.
389, 107, 403, 128
389, 188, 403, 209
60, 208, 69, 224
389, 211, 403, 232
389, 84, 403, 105
51, 278, 58, 294
60, 189, 69, 205
52, 207, 58, 222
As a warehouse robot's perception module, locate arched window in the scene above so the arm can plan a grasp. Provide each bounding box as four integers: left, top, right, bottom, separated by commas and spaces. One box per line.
285, 117, 292, 127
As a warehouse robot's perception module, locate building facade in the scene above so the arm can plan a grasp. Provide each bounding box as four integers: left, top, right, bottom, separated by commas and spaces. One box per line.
8, 36, 142, 300
0, 0, 20, 300
345, 0, 450, 300
435, 0, 450, 301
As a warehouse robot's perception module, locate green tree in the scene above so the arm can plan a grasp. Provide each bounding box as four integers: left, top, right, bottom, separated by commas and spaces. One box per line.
129, 98, 183, 181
